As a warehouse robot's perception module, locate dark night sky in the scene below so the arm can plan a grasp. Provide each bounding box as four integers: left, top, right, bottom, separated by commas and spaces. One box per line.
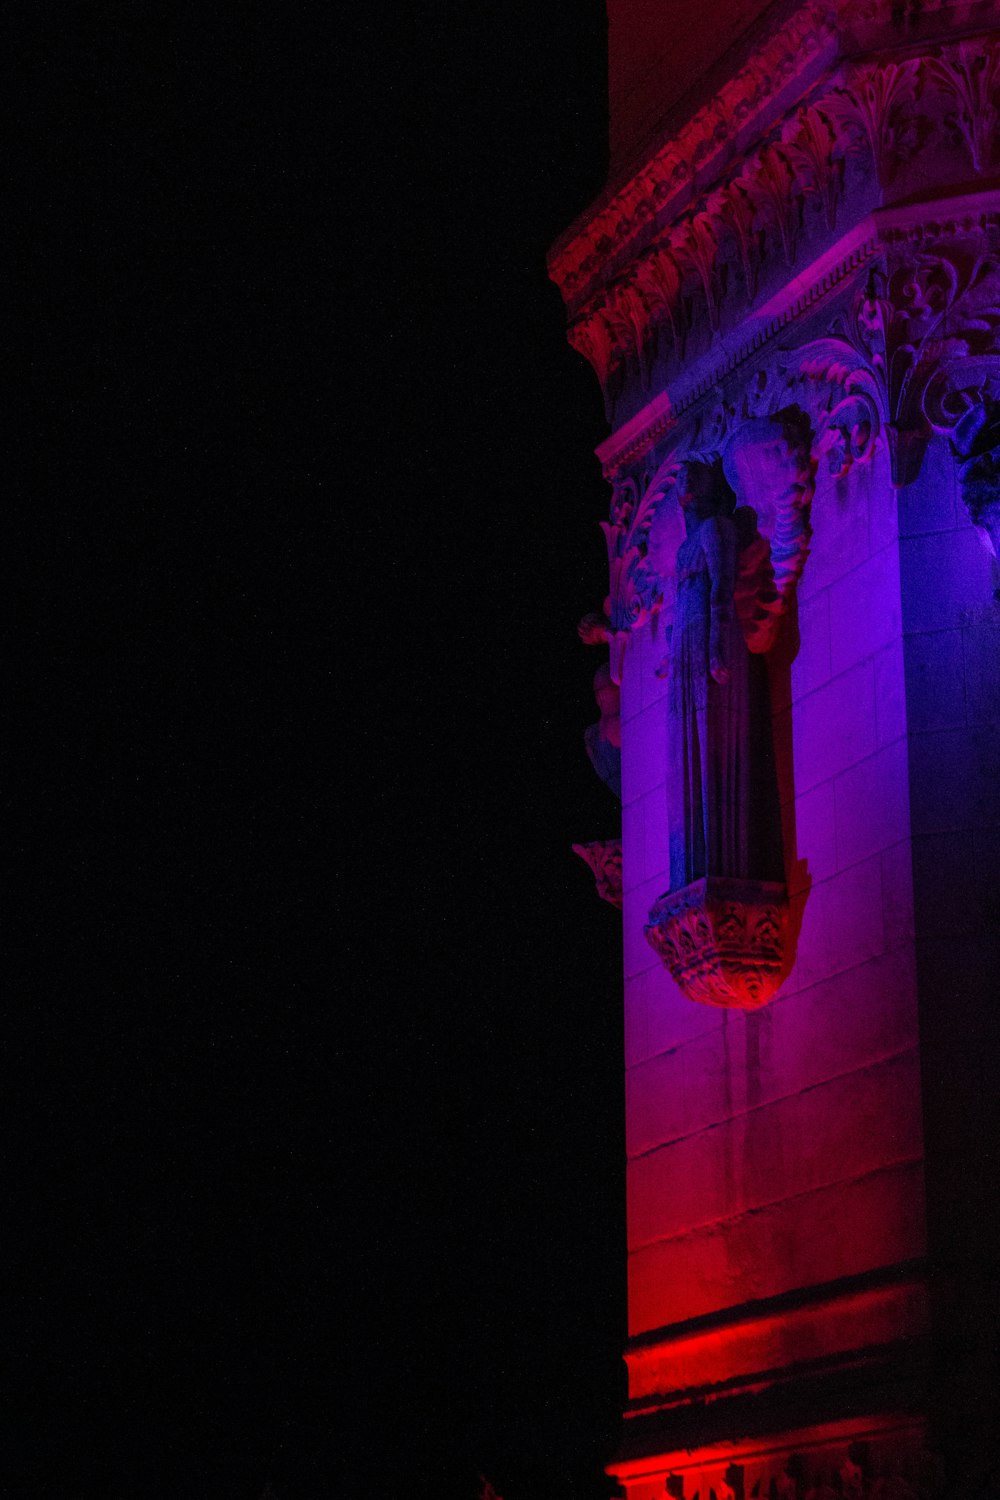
20, 5, 627, 1496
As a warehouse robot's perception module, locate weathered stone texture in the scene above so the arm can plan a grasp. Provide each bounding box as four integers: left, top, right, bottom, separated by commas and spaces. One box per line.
558, 0, 1000, 1483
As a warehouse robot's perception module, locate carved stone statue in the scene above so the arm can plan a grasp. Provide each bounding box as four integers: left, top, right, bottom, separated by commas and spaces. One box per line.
584, 662, 622, 799
657, 455, 783, 891
644, 416, 813, 1008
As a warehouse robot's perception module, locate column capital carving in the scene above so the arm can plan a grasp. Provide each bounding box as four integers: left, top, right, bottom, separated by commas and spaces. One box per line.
551, 0, 1000, 430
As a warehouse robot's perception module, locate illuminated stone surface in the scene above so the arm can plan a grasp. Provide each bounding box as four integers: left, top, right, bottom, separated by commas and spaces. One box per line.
556, 0, 1000, 1490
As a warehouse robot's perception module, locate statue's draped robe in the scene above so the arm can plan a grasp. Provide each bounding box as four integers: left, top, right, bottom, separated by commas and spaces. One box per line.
666, 511, 783, 892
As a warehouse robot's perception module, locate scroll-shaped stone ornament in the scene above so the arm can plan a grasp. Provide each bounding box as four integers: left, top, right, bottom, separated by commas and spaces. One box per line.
644, 416, 814, 1008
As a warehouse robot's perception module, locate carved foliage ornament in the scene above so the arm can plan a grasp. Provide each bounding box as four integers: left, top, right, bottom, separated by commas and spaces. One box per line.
599, 389, 830, 663
645, 878, 788, 1009
572, 840, 623, 909
600, 452, 680, 647
835, 247, 1000, 484
560, 41, 1000, 400
924, 40, 1000, 176
747, 337, 882, 481
548, 0, 837, 301
596, 241, 1000, 564
826, 58, 920, 191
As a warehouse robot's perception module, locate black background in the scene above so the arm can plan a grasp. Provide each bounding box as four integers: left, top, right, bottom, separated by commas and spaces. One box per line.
20, 5, 629, 1497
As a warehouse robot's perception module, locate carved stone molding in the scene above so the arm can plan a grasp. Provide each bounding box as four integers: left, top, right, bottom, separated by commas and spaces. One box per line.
833, 243, 1000, 484
598, 396, 823, 667
827, 59, 921, 192
572, 840, 623, 909
596, 232, 881, 477
610, 1432, 954, 1500
600, 461, 675, 643
645, 877, 788, 1010
554, 31, 1000, 410
591, 213, 1000, 503
548, 0, 838, 307
924, 39, 1000, 176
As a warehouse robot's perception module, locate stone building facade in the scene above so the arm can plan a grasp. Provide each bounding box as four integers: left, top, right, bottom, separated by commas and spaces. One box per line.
554, 2, 1000, 1495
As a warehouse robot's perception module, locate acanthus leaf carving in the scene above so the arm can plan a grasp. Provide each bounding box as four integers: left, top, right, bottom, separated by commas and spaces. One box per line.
678, 211, 723, 333
546, 0, 836, 306
746, 339, 883, 478
820, 59, 920, 191
557, 35, 1000, 414
744, 144, 800, 268
594, 240, 1000, 668
708, 182, 760, 305
567, 304, 622, 421
951, 395, 1000, 575
779, 103, 842, 233
600, 449, 683, 640
634, 241, 686, 358
923, 40, 1000, 176
837, 250, 1000, 484
608, 276, 654, 391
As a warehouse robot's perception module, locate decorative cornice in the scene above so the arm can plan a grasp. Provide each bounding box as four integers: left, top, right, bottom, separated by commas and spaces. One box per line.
595, 190, 1000, 478
596, 221, 880, 476
550, 0, 997, 316
548, 0, 839, 306
556, 25, 1000, 426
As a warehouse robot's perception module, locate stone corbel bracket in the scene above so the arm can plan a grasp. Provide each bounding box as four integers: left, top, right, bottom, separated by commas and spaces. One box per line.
645, 878, 789, 1009
555, 18, 1000, 419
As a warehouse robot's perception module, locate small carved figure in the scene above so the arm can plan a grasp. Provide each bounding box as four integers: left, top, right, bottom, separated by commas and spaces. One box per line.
658, 456, 783, 891
645, 418, 812, 1007
584, 662, 622, 799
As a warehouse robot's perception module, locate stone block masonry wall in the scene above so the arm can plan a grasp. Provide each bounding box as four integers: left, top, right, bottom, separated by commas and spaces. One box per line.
551, 2, 1000, 1486
620, 444, 926, 1354
897, 435, 1000, 1465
